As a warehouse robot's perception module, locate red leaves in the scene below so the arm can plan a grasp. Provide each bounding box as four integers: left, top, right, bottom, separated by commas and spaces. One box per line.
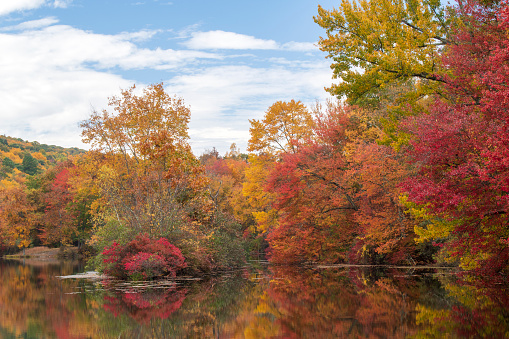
101, 234, 187, 279
401, 0, 509, 273
265, 102, 414, 264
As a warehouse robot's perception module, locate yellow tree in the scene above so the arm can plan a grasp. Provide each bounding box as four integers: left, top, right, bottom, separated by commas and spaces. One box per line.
314, 0, 458, 148
0, 187, 37, 253
79, 83, 206, 244
247, 100, 315, 155
244, 100, 315, 234
315, 0, 453, 106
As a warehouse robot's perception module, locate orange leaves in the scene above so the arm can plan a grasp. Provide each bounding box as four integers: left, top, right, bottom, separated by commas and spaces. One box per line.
248, 100, 315, 156
0, 186, 37, 249
79, 83, 207, 244
81, 83, 190, 158
260, 98, 418, 264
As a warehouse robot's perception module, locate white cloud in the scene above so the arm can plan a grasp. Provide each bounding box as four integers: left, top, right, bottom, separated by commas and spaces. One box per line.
0, 0, 71, 16
0, 24, 220, 71
168, 64, 333, 153
0, 0, 46, 15
52, 0, 72, 8
183, 30, 318, 54
184, 30, 279, 50
117, 29, 161, 42
0, 17, 59, 31
0, 23, 219, 148
282, 41, 318, 52
0, 69, 132, 148
0, 19, 333, 153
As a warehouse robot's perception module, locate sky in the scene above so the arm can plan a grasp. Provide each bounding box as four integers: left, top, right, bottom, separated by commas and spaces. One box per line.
0, 0, 338, 155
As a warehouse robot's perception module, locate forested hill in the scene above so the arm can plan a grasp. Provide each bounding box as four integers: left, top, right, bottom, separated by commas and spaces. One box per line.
0, 135, 85, 187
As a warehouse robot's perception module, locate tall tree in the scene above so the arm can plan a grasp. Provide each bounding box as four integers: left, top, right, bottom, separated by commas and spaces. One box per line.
80, 83, 206, 243
21, 153, 39, 176
244, 100, 315, 235
402, 0, 509, 273
314, 0, 453, 107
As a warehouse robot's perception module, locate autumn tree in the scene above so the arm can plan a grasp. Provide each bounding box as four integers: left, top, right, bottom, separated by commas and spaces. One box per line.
243, 100, 316, 236
314, 0, 460, 148
262, 99, 418, 264
39, 161, 93, 247
80, 84, 247, 271
80, 83, 206, 244
265, 102, 359, 263
0, 187, 37, 253
247, 100, 315, 155
314, 0, 453, 107
402, 0, 509, 273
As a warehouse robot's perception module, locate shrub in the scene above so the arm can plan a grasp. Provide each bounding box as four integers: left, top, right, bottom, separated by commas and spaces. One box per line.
124, 252, 167, 280
101, 234, 187, 280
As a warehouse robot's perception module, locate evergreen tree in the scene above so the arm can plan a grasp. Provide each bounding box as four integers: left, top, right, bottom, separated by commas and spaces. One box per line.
21, 153, 39, 175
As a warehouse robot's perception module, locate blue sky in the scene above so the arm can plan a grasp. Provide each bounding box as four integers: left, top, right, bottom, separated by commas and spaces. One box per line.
0, 0, 337, 154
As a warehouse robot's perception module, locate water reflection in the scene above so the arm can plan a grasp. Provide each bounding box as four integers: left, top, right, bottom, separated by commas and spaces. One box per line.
0, 260, 507, 338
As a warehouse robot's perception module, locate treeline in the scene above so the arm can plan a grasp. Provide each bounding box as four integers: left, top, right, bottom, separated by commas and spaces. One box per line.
0, 136, 84, 184
0, 0, 508, 278
205, 0, 509, 276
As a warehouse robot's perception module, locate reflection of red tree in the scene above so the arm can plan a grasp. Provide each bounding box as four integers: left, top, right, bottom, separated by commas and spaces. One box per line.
103, 286, 188, 324
265, 267, 421, 338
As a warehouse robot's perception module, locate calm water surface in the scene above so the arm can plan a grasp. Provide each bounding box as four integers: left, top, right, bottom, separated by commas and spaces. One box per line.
0, 259, 507, 338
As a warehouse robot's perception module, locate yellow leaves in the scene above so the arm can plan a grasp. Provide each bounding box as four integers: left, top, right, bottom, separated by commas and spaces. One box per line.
248, 100, 315, 156
81, 83, 191, 159
0, 178, 20, 189
0, 187, 37, 249
315, 0, 450, 106
251, 210, 278, 234
399, 194, 453, 243
242, 154, 279, 234
78, 84, 208, 238
31, 152, 46, 161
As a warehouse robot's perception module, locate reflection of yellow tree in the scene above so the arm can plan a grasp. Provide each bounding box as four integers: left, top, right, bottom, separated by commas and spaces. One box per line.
0, 262, 104, 338
243, 289, 283, 339
415, 275, 509, 338
0, 265, 42, 336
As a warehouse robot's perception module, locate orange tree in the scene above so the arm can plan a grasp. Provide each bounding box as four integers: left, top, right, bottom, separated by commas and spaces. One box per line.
79, 84, 241, 272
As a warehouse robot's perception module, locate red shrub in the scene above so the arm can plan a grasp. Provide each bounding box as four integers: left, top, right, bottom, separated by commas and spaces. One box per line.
102, 234, 187, 279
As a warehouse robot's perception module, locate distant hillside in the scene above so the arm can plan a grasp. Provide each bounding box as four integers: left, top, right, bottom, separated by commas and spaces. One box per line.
0, 135, 85, 188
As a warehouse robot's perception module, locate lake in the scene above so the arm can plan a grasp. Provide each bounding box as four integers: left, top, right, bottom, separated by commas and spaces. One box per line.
0, 259, 507, 338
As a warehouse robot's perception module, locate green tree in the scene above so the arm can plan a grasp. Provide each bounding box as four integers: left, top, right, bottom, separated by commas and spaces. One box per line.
21, 153, 39, 175
2, 157, 16, 173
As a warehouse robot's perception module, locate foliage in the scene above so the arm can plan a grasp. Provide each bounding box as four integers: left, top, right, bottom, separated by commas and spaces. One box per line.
263, 100, 416, 264
314, 0, 453, 107
401, 0, 509, 274
207, 211, 247, 267
243, 100, 316, 237
247, 100, 315, 155
21, 153, 39, 176
80, 84, 208, 240
100, 234, 187, 280
0, 186, 38, 250
0, 135, 84, 188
